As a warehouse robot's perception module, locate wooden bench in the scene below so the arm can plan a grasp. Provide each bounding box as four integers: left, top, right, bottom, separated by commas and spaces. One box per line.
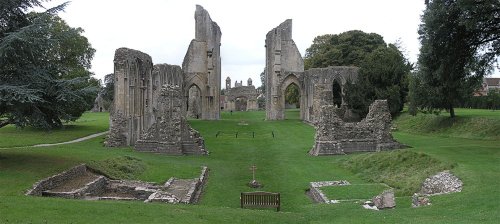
240, 191, 280, 212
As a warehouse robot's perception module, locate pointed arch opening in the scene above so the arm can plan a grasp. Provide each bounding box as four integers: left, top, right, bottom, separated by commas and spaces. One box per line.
187, 84, 202, 119
332, 79, 342, 108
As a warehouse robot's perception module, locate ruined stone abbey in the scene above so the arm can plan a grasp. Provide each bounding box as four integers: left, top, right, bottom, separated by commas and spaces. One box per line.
106, 5, 402, 155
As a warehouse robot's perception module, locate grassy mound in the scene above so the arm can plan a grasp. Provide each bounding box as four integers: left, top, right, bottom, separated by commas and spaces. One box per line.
341, 150, 454, 196
87, 156, 146, 180
394, 111, 500, 140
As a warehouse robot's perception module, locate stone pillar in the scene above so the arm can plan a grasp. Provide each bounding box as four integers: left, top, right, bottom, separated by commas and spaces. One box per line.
106, 48, 153, 147
182, 5, 221, 120
265, 19, 304, 120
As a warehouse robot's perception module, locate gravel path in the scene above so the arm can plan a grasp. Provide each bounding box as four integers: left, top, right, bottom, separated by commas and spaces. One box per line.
1, 131, 108, 149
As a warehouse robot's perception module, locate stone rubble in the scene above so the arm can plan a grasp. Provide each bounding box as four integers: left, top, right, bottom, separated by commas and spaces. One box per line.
420, 170, 463, 195
412, 193, 431, 207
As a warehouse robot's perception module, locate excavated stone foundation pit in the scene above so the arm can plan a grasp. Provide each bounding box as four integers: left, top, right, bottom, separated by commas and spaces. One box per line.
26, 164, 208, 204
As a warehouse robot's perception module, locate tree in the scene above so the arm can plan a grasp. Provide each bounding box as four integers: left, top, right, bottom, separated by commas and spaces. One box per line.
414, 0, 500, 117
304, 30, 411, 117
304, 31, 386, 70
257, 69, 266, 94
0, 1, 98, 129
285, 84, 300, 108
100, 73, 114, 110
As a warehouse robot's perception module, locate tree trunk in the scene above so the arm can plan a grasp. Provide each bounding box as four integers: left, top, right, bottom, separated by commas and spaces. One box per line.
449, 105, 455, 118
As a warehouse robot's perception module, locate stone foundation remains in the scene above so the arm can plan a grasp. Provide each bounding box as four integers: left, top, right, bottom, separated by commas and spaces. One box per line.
26, 165, 209, 204
307, 180, 351, 204
309, 100, 404, 155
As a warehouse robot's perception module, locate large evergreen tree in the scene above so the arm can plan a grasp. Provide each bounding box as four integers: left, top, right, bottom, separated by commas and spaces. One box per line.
304, 30, 411, 116
0, 1, 99, 129
414, 0, 500, 117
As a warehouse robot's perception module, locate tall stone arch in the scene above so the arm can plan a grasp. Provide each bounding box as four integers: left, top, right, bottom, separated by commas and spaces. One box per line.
279, 73, 305, 119
265, 19, 304, 120
182, 5, 221, 120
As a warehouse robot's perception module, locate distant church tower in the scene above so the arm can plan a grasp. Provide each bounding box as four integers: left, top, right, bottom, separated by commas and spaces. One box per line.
226, 76, 231, 89
247, 78, 253, 86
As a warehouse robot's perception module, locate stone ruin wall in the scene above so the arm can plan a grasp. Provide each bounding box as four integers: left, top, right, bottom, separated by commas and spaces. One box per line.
302, 67, 359, 122
106, 48, 154, 147
309, 100, 403, 155
106, 5, 221, 154
264, 19, 360, 123
135, 85, 206, 154
265, 19, 304, 120
182, 5, 221, 120
106, 48, 206, 155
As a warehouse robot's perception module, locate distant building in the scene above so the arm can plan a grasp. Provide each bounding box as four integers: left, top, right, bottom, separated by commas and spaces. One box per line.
223, 76, 258, 111
474, 78, 500, 96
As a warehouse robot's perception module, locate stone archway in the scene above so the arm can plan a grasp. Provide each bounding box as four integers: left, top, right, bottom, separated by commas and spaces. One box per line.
187, 84, 202, 119
235, 96, 248, 111
279, 74, 304, 120
332, 79, 342, 108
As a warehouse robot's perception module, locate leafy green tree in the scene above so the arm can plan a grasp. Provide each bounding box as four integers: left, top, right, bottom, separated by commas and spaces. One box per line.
0, 1, 98, 129
414, 0, 500, 117
100, 73, 114, 110
305, 30, 411, 117
285, 84, 300, 108
304, 31, 385, 70
257, 69, 266, 94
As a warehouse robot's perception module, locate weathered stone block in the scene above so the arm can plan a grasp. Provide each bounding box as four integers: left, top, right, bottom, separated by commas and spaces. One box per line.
372, 189, 396, 209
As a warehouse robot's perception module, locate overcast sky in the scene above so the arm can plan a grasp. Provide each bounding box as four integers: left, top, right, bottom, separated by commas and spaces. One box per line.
45, 0, 498, 87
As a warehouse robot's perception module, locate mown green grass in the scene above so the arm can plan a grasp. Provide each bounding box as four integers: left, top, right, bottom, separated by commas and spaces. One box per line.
321, 183, 391, 200
395, 109, 500, 140
0, 109, 498, 223
0, 112, 109, 148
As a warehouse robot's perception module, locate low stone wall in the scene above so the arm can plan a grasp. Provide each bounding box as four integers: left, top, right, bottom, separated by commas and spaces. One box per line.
191, 166, 209, 203
308, 180, 351, 203
42, 176, 107, 199
26, 164, 87, 196
310, 100, 404, 156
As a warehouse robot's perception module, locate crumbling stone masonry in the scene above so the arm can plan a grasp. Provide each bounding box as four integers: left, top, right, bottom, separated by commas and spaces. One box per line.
264, 20, 358, 122
105, 48, 206, 154
106, 5, 219, 154
135, 85, 206, 154
309, 100, 403, 155
106, 48, 154, 147
182, 5, 221, 120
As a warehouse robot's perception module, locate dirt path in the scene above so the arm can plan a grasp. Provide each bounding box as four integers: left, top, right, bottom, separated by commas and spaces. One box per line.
1, 131, 108, 149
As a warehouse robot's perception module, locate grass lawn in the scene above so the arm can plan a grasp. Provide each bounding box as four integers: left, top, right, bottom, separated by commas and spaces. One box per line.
0, 109, 498, 223
321, 183, 391, 200
0, 112, 109, 148
395, 108, 500, 140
